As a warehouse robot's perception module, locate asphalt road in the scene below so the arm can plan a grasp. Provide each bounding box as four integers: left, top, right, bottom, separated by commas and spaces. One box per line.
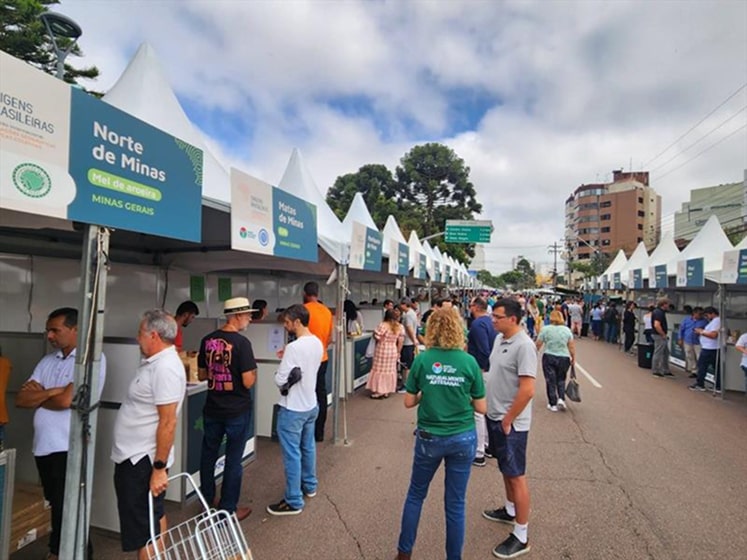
12, 337, 747, 559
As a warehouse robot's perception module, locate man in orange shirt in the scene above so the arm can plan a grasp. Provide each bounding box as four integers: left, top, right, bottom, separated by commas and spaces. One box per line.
174, 301, 200, 352
303, 282, 334, 442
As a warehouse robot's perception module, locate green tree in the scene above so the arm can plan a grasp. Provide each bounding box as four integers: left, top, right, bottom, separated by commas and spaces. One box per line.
497, 270, 523, 288
391, 143, 482, 263
326, 164, 399, 228
0, 0, 100, 86
514, 257, 536, 288
476, 269, 499, 288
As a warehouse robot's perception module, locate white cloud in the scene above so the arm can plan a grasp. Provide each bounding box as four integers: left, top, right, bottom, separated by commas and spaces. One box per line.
60, 0, 747, 272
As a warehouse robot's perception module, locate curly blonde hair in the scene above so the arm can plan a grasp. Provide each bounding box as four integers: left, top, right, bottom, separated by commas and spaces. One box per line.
424, 308, 465, 349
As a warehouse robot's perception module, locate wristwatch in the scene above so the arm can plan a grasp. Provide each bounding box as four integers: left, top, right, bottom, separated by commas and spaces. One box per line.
153, 459, 167, 470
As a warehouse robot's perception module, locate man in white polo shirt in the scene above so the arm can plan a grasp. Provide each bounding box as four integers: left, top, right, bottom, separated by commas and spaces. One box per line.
15, 307, 106, 560
689, 307, 721, 392
111, 309, 185, 557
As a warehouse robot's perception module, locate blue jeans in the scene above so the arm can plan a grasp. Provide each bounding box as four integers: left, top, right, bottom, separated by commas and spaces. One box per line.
606, 323, 618, 343
277, 405, 319, 509
695, 348, 720, 390
200, 410, 251, 513
398, 428, 476, 560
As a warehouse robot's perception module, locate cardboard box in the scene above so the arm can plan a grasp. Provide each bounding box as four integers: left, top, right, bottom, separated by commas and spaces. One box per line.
179, 351, 199, 383
11, 483, 51, 551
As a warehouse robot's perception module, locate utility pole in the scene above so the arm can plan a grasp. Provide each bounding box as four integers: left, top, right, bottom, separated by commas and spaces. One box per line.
548, 242, 562, 287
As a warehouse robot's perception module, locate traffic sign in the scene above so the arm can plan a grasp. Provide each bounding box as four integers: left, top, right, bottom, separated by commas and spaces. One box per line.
444, 220, 492, 243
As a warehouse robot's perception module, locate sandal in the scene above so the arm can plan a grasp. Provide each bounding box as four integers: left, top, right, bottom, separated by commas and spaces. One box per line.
370, 393, 383, 399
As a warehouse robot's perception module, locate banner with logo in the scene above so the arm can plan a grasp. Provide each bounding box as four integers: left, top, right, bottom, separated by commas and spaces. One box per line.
350, 221, 382, 271
230, 168, 317, 262
388, 241, 409, 275
722, 249, 747, 284
655, 265, 668, 289
613, 272, 621, 290
632, 269, 643, 289
417, 253, 428, 280
0, 51, 203, 242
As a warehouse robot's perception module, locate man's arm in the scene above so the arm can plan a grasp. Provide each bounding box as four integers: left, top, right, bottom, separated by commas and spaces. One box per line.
403, 392, 421, 408
241, 369, 257, 389
149, 402, 178, 496
501, 376, 535, 434
15, 380, 65, 409
41, 382, 74, 410
654, 318, 666, 336
472, 396, 487, 415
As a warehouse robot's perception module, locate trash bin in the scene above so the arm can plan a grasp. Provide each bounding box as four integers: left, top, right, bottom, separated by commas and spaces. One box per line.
637, 343, 653, 369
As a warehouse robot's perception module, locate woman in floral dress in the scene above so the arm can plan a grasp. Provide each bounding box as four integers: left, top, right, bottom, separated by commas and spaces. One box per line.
367, 309, 404, 398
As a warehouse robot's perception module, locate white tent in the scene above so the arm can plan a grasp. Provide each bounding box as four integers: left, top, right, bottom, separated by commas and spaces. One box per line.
102, 42, 230, 202
620, 242, 649, 286
433, 246, 446, 283
382, 215, 408, 258
422, 241, 437, 280
599, 249, 628, 286
278, 149, 348, 264
407, 230, 427, 277
643, 231, 680, 280
675, 215, 733, 279
342, 192, 378, 241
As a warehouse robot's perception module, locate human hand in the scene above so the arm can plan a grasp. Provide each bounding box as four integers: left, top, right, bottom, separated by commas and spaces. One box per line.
276, 349, 285, 359
501, 418, 512, 435
21, 380, 44, 391
150, 468, 168, 496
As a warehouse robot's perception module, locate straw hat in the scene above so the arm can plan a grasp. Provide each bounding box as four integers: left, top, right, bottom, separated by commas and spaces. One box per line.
223, 297, 257, 315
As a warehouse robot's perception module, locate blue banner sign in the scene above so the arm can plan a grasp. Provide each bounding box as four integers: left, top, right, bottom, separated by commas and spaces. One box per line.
418, 253, 428, 280
231, 169, 318, 263
655, 265, 668, 288
739, 250, 747, 285
686, 258, 705, 287
613, 272, 621, 290
1, 51, 203, 241
633, 269, 643, 289
397, 242, 409, 275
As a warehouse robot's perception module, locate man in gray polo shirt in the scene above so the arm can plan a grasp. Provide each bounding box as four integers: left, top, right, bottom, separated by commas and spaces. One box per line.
482, 297, 537, 559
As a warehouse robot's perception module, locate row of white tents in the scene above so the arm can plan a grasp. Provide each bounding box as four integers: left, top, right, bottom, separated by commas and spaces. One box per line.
597, 214, 746, 289
103, 42, 475, 289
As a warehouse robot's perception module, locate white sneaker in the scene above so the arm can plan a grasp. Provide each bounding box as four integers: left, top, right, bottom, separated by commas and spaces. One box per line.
556, 399, 566, 411
547, 404, 558, 412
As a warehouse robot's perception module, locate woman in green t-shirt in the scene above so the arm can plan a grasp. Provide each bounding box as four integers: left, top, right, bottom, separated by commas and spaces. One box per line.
535, 310, 576, 412
397, 309, 487, 560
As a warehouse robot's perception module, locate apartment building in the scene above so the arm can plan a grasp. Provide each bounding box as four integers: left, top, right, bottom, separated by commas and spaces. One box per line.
564, 170, 661, 275
673, 180, 746, 245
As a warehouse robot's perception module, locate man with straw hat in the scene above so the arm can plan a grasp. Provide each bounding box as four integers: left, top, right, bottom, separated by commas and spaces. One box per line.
198, 296, 258, 520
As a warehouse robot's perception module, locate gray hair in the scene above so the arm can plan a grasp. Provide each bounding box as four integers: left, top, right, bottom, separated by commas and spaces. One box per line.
142, 309, 178, 343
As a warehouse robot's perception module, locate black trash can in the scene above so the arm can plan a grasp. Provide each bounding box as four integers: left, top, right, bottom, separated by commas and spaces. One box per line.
637, 343, 653, 369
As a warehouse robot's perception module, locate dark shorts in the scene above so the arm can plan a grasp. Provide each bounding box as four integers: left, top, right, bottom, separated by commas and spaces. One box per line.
486, 418, 529, 477
400, 345, 415, 369
114, 456, 165, 552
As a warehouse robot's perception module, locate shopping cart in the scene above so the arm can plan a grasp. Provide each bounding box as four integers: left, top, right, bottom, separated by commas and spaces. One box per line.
146, 472, 253, 560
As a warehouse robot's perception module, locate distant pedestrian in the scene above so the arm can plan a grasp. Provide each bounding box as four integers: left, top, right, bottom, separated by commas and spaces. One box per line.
590, 303, 603, 341
651, 298, 672, 377
642, 305, 655, 344
396, 309, 486, 560
622, 302, 638, 354
173, 300, 199, 352
604, 302, 620, 344
398, 298, 419, 392
467, 297, 496, 466
303, 282, 334, 442
483, 298, 537, 559
678, 306, 707, 377
536, 310, 575, 412
690, 307, 721, 392
735, 332, 747, 390
366, 309, 405, 399
568, 299, 583, 337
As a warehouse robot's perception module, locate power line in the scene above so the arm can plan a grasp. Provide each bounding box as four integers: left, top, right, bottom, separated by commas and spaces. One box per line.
642, 82, 747, 168
654, 123, 747, 182
650, 105, 747, 174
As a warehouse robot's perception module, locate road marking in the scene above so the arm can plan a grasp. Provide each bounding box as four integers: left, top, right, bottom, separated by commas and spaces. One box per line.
575, 362, 602, 388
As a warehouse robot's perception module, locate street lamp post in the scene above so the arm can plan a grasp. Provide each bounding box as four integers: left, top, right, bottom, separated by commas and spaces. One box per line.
40, 12, 109, 560
39, 11, 82, 80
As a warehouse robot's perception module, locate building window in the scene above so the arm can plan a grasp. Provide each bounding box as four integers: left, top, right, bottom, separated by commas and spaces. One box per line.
601, 214, 611, 220
638, 197, 643, 203
601, 227, 611, 233
638, 237, 643, 242
601, 239, 611, 246
600, 201, 612, 208
637, 210, 645, 217
637, 224, 643, 230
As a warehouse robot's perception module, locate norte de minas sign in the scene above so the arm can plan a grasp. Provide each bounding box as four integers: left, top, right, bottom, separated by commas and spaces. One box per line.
0, 51, 203, 242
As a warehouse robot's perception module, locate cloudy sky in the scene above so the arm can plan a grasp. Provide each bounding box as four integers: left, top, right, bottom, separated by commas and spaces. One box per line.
61, 0, 746, 273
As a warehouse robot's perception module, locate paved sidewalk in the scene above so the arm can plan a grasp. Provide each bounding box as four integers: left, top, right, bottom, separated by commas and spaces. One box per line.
12, 337, 747, 559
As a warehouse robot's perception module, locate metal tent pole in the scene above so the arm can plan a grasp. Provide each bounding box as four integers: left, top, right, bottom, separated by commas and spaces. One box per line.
60, 225, 110, 559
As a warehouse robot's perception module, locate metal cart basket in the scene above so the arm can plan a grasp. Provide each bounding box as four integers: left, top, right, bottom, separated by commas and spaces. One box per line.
147, 473, 253, 560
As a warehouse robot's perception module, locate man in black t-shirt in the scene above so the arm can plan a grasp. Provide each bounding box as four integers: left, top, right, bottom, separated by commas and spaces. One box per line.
651, 298, 672, 377
198, 297, 258, 520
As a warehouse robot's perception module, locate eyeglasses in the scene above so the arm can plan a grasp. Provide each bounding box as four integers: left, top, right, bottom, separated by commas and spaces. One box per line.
491, 314, 507, 320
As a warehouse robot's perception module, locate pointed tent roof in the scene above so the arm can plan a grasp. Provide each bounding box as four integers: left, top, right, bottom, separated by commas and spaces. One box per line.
342, 192, 378, 241
278, 149, 347, 264
676, 215, 733, 273
620, 242, 649, 285
383, 215, 408, 258
102, 42, 230, 202
407, 230, 425, 275
735, 234, 747, 250
643, 231, 680, 278
599, 249, 627, 283
422, 241, 437, 279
